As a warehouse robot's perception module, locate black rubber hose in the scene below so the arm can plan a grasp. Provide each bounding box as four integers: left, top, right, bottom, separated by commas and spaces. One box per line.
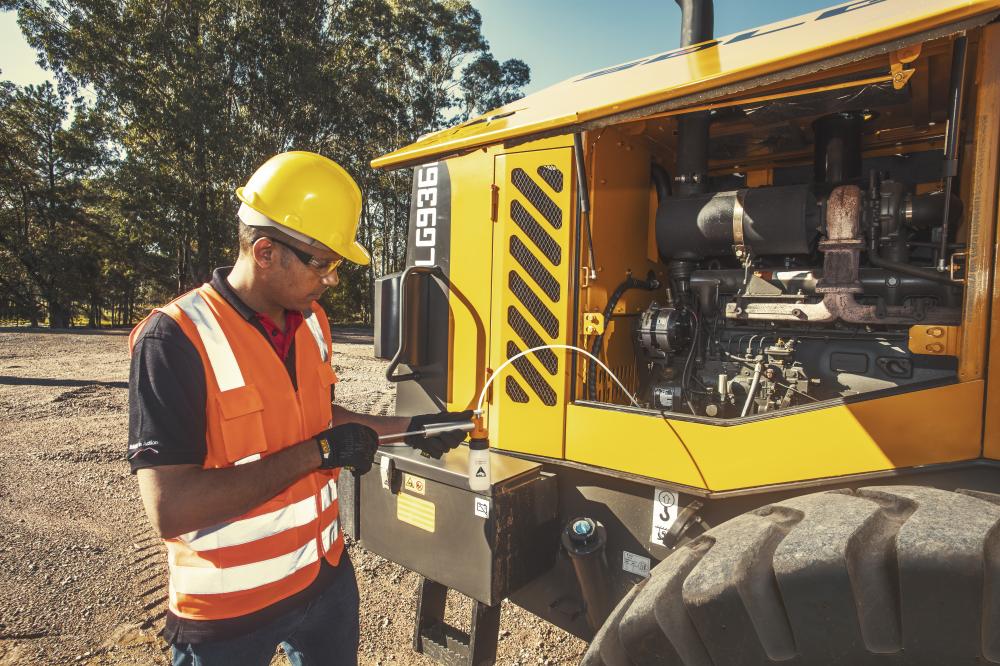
588, 274, 660, 401
651, 164, 672, 204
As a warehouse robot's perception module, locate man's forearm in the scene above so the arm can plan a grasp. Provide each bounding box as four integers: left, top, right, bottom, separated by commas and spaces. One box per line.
137, 439, 321, 539
332, 404, 408, 440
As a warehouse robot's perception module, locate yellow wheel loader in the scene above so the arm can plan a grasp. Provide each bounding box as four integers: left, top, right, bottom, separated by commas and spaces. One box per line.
343, 0, 1000, 663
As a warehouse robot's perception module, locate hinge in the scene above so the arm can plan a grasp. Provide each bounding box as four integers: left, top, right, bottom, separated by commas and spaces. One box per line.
890, 43, 921, 90
490, 184, 499, 222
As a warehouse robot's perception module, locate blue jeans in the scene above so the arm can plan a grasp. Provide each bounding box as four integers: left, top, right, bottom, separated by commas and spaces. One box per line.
170, 556, 360, 666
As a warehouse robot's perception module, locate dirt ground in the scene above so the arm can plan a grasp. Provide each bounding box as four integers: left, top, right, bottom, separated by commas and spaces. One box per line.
0, 328, 586, 665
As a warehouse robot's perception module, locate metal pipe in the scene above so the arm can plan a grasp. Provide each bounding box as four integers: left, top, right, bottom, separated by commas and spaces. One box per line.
561, 518, 613, 632
385, 265, 444, 382
938, 34, 968, 271
378, 421, 475, 443
673, 0, 713, 197
675, 0, 714, 46
741, 362, 762, 417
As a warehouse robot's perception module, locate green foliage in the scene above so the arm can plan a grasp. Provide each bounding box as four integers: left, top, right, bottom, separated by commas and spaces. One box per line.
0, 0, 529, 327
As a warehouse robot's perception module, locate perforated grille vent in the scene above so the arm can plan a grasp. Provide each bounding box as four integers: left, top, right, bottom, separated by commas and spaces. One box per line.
511, 200, 561, 265
509, 271, 558, 338
507, 306, 557, 375
536, 165, 564, 192
512, 168, 562, 229
509, 235, 559, 302
507, 340, 557, 406
505, 376, 529, 403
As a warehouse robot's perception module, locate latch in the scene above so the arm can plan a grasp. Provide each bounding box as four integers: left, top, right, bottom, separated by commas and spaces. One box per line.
949, 251, 967, 283
380, 456, 399, 493
890, 43, 921, 90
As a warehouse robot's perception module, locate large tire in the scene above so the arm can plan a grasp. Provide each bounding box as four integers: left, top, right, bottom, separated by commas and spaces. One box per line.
583, 486, 1000, 666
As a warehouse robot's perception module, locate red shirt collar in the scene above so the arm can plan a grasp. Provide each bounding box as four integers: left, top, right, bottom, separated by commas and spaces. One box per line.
254, 310, 304, 361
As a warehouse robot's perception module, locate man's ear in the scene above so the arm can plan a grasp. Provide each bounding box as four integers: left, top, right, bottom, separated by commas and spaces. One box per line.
251, 237, 275, 269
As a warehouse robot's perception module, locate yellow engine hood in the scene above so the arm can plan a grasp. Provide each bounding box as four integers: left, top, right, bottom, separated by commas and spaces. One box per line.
373, 0, 999, 170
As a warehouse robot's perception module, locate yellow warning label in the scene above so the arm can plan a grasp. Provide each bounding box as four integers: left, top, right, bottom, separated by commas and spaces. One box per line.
397, 492, 435, 533
403, 473, 426, 496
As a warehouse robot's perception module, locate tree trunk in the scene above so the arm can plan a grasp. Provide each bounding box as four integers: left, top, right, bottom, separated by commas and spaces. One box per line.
47, 297, 71, 328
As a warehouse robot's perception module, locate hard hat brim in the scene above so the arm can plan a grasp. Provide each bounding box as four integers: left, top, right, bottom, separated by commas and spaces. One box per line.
343, 240, 371, 266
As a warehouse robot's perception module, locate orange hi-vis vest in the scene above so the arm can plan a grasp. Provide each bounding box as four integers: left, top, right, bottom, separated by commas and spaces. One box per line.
129, 283, 343, 621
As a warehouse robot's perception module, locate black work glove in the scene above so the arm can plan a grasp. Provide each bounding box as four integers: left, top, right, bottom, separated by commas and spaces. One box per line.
405, 410, 475, 459
315, 423, 379, 474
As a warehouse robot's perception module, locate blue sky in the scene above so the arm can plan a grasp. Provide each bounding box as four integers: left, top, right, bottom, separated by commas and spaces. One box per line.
2, 1, 837, 94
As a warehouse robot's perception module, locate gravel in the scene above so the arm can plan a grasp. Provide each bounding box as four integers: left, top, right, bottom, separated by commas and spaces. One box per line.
0, 327, 586, 665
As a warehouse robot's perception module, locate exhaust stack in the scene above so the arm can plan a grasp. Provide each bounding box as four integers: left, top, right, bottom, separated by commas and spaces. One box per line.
673, 0, 714, 197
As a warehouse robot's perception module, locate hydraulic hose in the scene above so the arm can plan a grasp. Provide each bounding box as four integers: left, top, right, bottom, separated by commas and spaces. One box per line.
651, 164, 672, 204
587, 273, 659, 401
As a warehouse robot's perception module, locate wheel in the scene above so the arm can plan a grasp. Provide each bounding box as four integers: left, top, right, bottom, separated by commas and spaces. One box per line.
583, 486, 1000, 665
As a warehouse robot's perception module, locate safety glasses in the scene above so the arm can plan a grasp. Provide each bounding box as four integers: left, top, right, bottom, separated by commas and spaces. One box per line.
266, 236, 343, 274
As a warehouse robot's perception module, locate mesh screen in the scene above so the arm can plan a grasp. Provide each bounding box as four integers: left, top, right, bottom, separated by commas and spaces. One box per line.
509, 235, 559, 302
507, 340, 557, 406
510, 200, 561, 265
536, 165, 564, 193
512, 168, 562, 229
508, 306, 557, 375
505, 376, 530, 403
509, 270, 558, 338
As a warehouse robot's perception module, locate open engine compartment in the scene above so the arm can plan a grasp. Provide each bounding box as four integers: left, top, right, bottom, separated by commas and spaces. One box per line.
580, 35, 975, 420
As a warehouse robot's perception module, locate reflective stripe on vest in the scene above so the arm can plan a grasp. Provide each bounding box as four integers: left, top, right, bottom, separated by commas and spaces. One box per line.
176, 292, 245, 392
177, 479, 337, 552
171, 531, 319, 595
175, 291, 329, 389
304, 312, 329, 363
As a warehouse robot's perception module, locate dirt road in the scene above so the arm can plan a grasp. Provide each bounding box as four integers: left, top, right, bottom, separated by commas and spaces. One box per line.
0, 328, 585, 665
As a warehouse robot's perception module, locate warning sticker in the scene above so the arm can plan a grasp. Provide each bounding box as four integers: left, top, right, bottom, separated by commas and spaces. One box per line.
474, 497, 490, 519
650, 489, 679, 545
397, 492, 435, 533
622, 551, 651, 578
474, 465, 487, 478
403, 473, 426, 496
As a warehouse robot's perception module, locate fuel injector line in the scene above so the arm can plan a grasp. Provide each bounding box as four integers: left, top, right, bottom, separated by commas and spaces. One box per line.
587, 273, 660, 401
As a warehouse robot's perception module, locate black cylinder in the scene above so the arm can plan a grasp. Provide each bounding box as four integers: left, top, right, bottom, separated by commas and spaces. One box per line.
656, 184, 819, 261
909, 191, 963, 230
561, 517, 612, 632
813, 112, 865, 185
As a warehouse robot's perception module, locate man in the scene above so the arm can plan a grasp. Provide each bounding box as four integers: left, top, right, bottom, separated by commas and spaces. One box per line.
127, 151, 470, 666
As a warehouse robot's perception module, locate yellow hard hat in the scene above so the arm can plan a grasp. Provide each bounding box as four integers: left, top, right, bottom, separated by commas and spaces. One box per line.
236, 151, 370, 266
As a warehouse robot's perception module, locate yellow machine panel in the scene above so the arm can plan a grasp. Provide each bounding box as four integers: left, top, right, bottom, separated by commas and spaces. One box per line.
372, 0, 1000, 170
488, 144, 576, 458
443, 148, 499, 412
566, 381, 983, 492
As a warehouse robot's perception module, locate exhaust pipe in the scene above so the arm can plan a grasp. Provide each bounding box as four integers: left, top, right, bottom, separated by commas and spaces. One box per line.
673, 0, 714, 197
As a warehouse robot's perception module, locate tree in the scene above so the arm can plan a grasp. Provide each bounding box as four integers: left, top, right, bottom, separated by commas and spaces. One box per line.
1, 0, 530, 325
0, 80, 110, 326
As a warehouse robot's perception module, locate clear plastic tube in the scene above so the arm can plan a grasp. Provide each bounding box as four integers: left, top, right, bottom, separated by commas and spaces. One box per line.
475, 344, 640, 413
